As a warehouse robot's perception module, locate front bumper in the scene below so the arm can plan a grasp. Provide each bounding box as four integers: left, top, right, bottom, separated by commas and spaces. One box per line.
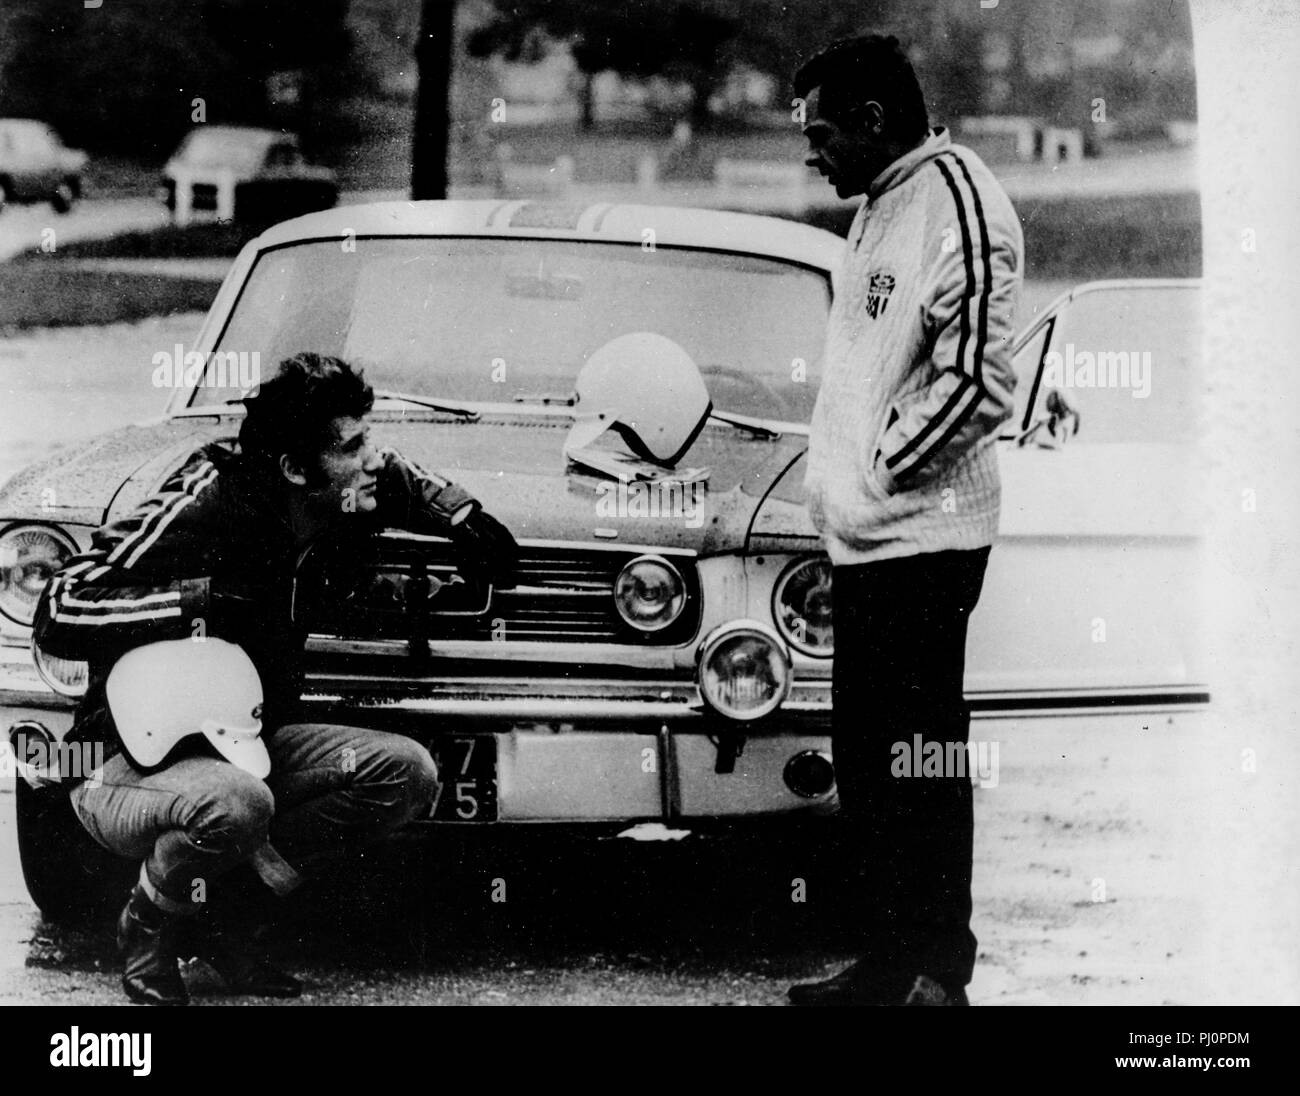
1, 643, 836, 822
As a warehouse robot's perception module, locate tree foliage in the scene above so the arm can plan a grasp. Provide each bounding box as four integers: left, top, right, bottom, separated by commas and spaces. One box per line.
465, 0, 1195, 131
0, 0, 354, 157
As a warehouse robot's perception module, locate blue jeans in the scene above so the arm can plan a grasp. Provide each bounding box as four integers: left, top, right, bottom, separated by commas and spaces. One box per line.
69, 723, 439, 914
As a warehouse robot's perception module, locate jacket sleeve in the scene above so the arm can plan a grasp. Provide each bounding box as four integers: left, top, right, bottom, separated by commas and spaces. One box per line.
872, 156, 1022, 494
32, 456, 218, 660
373, 447, 480, 533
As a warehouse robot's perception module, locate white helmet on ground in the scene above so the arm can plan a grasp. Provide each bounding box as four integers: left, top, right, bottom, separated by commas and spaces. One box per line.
106, 637, 270, 778
565, 332, 712, 467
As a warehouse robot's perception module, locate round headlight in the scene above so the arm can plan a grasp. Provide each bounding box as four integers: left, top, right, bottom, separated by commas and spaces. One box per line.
32, 639, 88, 698
773, 557, 833, 657
696, 620, 792, 721
614, 555, 686, 632
0, 524, 76, 627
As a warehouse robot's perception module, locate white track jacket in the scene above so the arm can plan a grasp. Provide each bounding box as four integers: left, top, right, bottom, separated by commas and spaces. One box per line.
804, 126, 1023, 564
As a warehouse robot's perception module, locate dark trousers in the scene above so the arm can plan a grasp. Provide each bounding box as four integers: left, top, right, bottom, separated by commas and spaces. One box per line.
831, 546, 991, 989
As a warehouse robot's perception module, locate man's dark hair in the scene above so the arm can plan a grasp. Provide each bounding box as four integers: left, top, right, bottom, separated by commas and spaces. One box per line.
238, 352, 374, 480
794, 34, 929, 143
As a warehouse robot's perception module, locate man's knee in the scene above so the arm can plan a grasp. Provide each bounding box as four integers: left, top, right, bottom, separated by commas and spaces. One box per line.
383, 737, 439, 818
188, 769, 275, 850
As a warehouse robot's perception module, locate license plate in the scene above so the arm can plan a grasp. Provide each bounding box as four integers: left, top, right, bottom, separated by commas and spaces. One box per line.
427, 735, 498, 822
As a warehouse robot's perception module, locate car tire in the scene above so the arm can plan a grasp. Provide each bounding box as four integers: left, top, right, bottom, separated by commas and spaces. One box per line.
14, 779, 133, 925
50, 181, 76, 214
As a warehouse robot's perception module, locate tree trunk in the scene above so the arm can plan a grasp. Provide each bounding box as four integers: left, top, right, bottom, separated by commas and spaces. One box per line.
579, 71, 596, 131
412, 0, 454, 200
688, 69, 715, 129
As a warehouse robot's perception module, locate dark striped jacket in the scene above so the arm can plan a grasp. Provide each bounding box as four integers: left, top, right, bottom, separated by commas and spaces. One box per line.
804, 126, 1023, 563
34, 441, 479, 780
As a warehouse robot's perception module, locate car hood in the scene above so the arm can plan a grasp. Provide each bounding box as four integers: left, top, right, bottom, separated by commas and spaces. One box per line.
0, 414, 816, 554
0, 419, 227, 528
350, 415, 811, 554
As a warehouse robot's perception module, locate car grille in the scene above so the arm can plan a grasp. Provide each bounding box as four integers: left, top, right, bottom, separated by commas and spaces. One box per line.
293, 534, 700, 647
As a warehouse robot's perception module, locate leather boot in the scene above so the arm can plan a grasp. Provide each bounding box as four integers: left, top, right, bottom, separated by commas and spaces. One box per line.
116, 884, 189, 1006
789, 964, 969, 1007
787, 958, 881, 1006
903, 974, 969, 1006
185, 896, 302, 998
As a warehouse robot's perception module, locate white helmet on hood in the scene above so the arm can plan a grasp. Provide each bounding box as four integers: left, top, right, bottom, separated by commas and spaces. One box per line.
106, 637, 270, 778
565, 332, 712, 467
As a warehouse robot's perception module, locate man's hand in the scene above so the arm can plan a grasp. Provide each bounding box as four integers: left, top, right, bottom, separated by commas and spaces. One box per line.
449, 507, 519, 587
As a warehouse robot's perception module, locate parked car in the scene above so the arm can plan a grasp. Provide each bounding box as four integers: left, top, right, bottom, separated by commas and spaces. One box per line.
159, 125, 337, 225
0, 119, 87, 214
0, 201, 1208, 920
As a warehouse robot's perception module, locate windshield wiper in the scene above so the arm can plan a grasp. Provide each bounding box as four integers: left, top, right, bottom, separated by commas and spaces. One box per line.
513, 392, 577, 406
373, 390, 482, 421
708, 409, 787, 440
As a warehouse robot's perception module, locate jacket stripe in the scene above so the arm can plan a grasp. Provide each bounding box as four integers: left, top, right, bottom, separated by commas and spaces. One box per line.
881, 153, 996, 482
933, 157, 978, 385
894, 385, 983, 483
51, 604, 183, 626
108, 463, 217, 568
61, 590, 181, 611
950, 154, 993, 381
46, 565, 183, 627
884, 373, 976, 470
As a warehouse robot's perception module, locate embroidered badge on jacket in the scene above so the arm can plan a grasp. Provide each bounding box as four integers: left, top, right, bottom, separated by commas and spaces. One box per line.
865, 271, 896, 319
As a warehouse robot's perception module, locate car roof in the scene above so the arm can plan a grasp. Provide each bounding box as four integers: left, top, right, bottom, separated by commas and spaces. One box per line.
249, 200, 844, 270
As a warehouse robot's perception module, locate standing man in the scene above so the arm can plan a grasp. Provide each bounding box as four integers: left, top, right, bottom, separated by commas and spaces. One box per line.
792, 35, 1023, 1005
35, 352, 518, 1005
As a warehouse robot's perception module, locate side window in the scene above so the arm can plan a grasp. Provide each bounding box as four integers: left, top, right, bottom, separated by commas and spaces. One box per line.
1038, 286, 1199, 445
1004, 319, 1053, 437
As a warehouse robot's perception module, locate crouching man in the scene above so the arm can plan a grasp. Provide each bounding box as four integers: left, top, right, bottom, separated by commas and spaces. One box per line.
34, 352, 519, 1005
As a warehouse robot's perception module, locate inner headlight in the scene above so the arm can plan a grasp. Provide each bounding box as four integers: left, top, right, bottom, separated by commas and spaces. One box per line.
614, 554, 685, 632
696, 620, 792, 721
0, 524, 76, 627
32, 639, 89, 698
773, 556, 834, 657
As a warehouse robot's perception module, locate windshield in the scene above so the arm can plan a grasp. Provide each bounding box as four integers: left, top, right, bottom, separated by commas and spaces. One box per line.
198, 237, 831, 422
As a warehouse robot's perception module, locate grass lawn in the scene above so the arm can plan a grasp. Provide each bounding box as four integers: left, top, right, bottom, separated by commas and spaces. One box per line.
0, 266, 218, 332
798, 191, 1201, 281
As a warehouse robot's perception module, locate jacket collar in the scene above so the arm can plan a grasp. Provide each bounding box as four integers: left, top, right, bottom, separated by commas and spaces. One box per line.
867, 126, 951, 201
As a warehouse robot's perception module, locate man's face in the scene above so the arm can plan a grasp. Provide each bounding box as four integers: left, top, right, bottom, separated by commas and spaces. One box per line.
304, 414, 384, 516
801, 85, 891, 199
